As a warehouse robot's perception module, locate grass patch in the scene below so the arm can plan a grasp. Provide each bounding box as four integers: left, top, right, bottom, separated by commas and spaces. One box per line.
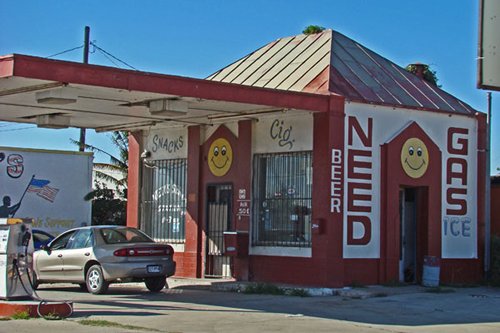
42, 312, 63, 321
78, 319, 158, 331
0, 317, 12, 321
11, 311, 31, 320
243, 283, 285, 295
243, 283, 311, 297
425, 286, 455, 294
287, 288, 310, 297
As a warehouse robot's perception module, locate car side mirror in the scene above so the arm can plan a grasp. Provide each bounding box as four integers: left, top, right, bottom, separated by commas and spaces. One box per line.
41, 245, 51, 254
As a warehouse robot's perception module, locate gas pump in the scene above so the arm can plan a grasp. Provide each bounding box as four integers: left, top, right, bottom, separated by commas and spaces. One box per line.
0, 218, 35, 300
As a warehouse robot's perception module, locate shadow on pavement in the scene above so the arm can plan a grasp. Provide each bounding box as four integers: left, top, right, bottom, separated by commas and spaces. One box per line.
37, 282, 500, 327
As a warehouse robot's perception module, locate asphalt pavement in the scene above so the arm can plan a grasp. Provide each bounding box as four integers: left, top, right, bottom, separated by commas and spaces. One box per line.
1, 278, 499, 333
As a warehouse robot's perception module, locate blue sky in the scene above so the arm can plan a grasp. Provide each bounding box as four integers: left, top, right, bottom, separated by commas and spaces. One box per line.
0, 0, 498, 171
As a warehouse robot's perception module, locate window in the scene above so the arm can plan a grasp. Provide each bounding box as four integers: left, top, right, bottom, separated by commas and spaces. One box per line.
142, 159, 187, 243
68, 229, 93, 249
100, 227, 152, 244
50, 231, 77, 250
252, 151, 312, 247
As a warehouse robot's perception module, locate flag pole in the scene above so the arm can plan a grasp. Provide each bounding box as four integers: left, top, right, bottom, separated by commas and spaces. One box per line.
18, 174, 35, 203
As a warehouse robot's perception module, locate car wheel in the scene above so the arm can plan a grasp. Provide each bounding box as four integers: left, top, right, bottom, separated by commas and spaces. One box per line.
86, 265, 109, 294
145, 276, 166, 292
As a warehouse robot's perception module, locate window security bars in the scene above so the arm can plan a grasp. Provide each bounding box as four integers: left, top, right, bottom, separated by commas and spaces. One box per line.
142, 159, 187, 243
252, 151, 312, 247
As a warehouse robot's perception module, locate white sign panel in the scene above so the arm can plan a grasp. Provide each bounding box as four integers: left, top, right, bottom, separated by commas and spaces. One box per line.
343, 103, 478, 259
479, 0, 500, 90
145, 127, 187, 160
0, 147, 93, 235
253, 113, 313, 154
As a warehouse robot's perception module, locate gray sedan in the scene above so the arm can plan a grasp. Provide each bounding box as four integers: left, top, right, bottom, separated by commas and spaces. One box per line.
33, 225, 176, 294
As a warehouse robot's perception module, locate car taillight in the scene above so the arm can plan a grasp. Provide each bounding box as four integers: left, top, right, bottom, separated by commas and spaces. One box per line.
113, 246, 174, 257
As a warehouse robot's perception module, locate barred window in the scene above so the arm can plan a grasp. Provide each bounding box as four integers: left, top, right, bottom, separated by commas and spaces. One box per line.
142, 159, 187, 243
252, 152, 312, 247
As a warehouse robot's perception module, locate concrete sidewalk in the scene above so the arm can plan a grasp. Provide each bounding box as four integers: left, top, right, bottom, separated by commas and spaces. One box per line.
1, 279, 499, 333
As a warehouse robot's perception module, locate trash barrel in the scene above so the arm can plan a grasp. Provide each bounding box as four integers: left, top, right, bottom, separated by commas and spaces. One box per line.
422, 255, 440, 287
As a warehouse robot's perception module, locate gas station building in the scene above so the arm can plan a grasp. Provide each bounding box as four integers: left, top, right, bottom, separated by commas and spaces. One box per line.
0, 29, 487, 287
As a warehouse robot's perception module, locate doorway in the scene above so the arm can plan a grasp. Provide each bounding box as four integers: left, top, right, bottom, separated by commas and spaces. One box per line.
205, 184, 232, 278
399, 188, 417, 283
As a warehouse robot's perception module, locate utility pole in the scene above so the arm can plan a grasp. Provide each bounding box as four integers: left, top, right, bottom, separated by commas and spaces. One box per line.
485, 92, 492, 276
79, 26, 90, 152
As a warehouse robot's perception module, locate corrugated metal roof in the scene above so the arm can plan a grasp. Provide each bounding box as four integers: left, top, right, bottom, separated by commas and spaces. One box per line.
208, 29, 476, 115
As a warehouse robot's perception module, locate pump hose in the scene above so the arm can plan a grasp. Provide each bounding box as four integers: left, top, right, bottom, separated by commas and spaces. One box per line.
13, 257, 73, 319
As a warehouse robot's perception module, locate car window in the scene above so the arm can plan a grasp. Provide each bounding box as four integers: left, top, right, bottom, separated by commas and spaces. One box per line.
100, 227, 152, 244
50, 231, 77, 250
33, 231, 52, 243
67, 229, 93, 249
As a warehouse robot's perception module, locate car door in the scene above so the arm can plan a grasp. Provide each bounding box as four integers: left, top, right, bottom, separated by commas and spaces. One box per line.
35, 230, 76, 281
62, 228, 94, 282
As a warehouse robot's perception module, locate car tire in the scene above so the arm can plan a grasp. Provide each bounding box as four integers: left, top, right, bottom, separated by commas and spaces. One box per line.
78, 283, 88, 292
86, 265, 109, 294
145, 276, 166, 292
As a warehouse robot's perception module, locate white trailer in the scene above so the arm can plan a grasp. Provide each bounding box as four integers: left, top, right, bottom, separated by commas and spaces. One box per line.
0, 147, 93, 235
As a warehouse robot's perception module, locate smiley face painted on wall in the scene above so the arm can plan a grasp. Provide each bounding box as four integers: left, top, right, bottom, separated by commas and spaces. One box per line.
208, 138, 233, 177
401, 138, 429, 179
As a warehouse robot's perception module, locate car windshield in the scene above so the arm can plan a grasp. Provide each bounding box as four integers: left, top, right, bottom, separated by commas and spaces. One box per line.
100, 227, 153, 244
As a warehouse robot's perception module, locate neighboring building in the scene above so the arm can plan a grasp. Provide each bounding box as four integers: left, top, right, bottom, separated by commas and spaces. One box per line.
129, 30, 486, 286
491, 175, 500, 237
0, 146, 92, 235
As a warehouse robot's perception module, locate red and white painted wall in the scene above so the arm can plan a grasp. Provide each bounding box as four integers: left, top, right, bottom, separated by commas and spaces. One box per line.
128, 97, 486, 287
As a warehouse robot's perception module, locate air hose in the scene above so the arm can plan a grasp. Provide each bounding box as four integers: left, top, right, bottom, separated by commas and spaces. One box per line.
13, 256, 73, 319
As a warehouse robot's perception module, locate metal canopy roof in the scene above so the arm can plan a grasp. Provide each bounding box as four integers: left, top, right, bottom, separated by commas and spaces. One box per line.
0, 54, 331, 132
208, 29, 477, 115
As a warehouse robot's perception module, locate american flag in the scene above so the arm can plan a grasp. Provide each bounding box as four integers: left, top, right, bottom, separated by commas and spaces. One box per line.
27, 178, 59, 202
27, 178, 50, 193
37, 185, 59, 202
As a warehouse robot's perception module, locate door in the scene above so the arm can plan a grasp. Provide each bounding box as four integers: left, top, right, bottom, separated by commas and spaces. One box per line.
62, 229, 93, 282
35, 230, 76, 280
399, 188, 417, 283
205, 184, 232, 278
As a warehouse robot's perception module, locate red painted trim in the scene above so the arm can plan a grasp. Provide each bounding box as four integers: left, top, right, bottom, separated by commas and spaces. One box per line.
126, 131, 141, 229
310, 95, 345, 287
1, 54, 333, 113
186, 126, 202, 277
380, 122, 442, 283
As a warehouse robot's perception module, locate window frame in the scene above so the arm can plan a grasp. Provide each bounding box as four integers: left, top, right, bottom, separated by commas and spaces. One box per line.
251, 151, 313, 248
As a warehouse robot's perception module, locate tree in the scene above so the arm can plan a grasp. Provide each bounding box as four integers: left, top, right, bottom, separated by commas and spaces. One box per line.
303, 25, 325, 35
73, 131, 129, 225
405, 64, 440, 87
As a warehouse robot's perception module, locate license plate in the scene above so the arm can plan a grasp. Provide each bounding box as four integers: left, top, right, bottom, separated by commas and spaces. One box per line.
147, 265, 161, 273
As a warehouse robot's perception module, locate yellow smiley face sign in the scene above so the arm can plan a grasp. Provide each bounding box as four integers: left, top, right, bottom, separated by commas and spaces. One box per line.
208, 138, 233, 177
401, 138, 429, 179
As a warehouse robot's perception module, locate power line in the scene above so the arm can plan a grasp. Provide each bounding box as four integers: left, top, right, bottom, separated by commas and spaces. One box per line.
90, 42, 138, 71
0, 126, 37, 133
46, 45, 84, 59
